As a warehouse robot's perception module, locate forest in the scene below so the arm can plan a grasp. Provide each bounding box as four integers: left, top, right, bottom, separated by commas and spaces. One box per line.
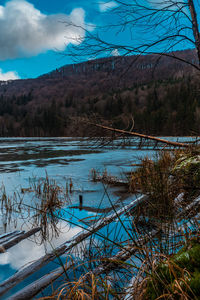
0, 73, 199, 137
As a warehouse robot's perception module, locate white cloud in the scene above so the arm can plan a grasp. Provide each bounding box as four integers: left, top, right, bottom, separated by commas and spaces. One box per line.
111, 49, 120, 56
99, 1, 118, 12
0, 0, 87, 60
0, 69, 19, 80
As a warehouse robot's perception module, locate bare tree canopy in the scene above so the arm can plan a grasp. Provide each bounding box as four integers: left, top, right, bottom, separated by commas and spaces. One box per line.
68, 0, 200, 69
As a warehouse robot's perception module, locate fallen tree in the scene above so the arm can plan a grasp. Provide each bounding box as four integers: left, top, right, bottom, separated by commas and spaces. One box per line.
0, 195, 147, 298
7, 228, 158, 300
89, 122, 191, 148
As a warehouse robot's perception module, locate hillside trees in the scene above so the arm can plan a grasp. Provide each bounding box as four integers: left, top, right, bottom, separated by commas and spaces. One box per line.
0, 76, 199, 136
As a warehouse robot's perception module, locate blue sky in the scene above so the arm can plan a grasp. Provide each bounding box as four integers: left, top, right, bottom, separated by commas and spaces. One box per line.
0, 0, 119, 80
0, 0, 199, 80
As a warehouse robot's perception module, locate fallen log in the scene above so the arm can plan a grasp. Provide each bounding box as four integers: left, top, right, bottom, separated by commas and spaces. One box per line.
8, 227, 157, 300
0, 227, 41, 253
0, 195, 147, 298
0, 231, 20, 240
7, 265, 71, 300
90, 123, 190, 148
0, 231, 24, 244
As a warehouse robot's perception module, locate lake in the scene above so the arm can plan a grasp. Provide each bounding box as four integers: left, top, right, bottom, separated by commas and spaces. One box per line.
0, 136, 195, 298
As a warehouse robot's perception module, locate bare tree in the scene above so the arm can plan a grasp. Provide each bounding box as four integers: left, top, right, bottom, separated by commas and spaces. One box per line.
68, 0, 200, 70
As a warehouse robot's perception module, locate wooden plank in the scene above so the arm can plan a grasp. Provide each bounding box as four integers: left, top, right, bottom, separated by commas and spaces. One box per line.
0, 195, 147, 298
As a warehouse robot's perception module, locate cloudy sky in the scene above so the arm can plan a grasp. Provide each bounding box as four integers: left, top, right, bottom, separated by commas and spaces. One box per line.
0, 0, 121, 80
0, 0, 198, 80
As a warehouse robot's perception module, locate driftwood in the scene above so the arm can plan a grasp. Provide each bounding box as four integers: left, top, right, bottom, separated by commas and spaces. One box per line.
0, 231, 21, 240
177, 195, 200, 218
0, 227, 41, 253
0, 231, 24, 245
7, 265, 72, 300
7, 228, 157, 300
0, 195, 147, 298
90, 123, 190, 148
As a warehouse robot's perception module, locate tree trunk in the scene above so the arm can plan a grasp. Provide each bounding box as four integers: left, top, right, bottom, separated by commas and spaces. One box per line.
7, 265, 71, 300
188, 0, 200, 65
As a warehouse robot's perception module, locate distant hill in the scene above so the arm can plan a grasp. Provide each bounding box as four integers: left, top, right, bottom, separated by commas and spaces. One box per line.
0, 49, 198, 98
0, 49, 199, 137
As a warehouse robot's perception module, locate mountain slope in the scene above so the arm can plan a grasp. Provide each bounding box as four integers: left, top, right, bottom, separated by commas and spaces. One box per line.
0, 49, 199, 137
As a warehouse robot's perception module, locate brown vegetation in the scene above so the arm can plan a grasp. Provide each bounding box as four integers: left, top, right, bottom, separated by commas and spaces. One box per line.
0, 50, 199, 136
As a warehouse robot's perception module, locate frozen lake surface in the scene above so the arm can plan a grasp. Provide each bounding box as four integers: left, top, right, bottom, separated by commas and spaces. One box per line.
0, 137, 195, 298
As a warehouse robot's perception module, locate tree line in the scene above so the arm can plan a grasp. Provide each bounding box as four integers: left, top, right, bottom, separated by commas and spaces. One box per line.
0, 75, 199, 137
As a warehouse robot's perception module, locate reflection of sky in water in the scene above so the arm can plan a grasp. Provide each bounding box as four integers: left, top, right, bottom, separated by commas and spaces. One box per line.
0, 221, 81, 271
0, 137, 195, 298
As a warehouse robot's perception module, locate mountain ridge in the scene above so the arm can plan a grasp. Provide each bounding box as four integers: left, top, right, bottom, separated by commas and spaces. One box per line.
0, 48, 199, 137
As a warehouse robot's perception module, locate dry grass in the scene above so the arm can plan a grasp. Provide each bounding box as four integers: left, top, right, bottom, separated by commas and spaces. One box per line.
0, 172, 70, 241
30, 173, 65, 240
40, 272, 115, 300
134, 234, 200, 299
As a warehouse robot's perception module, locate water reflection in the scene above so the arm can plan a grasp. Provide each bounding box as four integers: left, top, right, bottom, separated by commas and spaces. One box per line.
0, 221, 81, 272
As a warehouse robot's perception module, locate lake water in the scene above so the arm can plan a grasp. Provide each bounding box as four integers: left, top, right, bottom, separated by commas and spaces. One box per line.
0, 137, 195, 298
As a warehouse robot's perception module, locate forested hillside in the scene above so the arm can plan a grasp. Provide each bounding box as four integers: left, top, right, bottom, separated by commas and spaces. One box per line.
0, 49, 199, 136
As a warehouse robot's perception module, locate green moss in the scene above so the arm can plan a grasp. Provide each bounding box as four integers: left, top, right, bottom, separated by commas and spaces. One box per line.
172, 153, 200, 197
188, 244, 200, 269
173, 155, 200, 171
190, 271, 200, 295
174, 251, 191, 270
145, 241, 200, 299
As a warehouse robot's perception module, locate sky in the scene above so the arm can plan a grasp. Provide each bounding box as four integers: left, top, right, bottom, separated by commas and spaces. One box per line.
0, 0, 120, 80
0, 0, 199, 80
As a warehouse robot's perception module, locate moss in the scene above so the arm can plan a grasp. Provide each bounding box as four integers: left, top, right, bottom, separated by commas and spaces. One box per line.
172, 152, 200, 197
174, 251, 191, 270
145, 241, 200, 299
173, 242, 200, 272
188, 244, 200, 269
173, 155, 200, 172
190, 271, 200, 295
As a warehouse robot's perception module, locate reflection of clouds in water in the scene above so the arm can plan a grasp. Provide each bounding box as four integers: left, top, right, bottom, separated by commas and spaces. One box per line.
0, 221, 81, 270
0, 239, 46, 269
